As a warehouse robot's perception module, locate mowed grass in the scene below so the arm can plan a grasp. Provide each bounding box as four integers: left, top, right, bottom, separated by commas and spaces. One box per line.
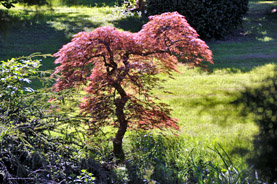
0, 5, 124, 69
0, 0, 276, 164
161, 0, 276, 162
152, 64, 276, 163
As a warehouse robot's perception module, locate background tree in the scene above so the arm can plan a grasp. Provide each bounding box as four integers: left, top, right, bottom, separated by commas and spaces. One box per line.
129, 0, 146, 12
52, 12, 213, 161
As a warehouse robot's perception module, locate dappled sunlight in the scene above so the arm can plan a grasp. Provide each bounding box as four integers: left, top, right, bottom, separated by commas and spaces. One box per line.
0, 5, 123, 67
151, 65, 277, 169
257, 35, 274, 42
47, 12, 101, 39
179, 121, 258, 157
251, 1, 276, 4
1, 6, 121, 38
243, 1, 277, 42
232, 69, 277, 182
256, 30, 275, 42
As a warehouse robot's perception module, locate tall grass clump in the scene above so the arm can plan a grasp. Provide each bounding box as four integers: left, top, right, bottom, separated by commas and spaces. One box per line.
96, 131, 260, 183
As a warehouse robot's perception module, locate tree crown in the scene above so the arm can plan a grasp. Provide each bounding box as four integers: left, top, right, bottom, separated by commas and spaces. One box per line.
53, 12, 213, 131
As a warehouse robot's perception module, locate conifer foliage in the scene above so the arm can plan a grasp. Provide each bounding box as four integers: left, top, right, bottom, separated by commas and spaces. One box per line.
53, 12, 213, 161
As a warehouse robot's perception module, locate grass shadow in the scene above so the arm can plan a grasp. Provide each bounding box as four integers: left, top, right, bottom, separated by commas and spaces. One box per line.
208, 56, 277, 74
244, 1, 277, 40
232, 68, 277, 183
206, 1, 277, 74
0, 7, 102, 89
59, 0, 121, 7
194, 66, 277, 182
189, 92, 244, 127
0, 8, 101, 62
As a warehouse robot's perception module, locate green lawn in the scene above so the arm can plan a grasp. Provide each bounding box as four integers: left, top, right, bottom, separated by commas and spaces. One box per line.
0, 0, 276, 165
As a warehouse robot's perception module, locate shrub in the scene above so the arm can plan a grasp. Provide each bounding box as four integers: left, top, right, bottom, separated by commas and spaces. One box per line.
114, 132, 260, 183
0, 55, 109, 183
146, 0, 249, 39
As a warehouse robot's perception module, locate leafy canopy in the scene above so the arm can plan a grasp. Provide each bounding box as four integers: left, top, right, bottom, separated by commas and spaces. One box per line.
53, 12, 213, 136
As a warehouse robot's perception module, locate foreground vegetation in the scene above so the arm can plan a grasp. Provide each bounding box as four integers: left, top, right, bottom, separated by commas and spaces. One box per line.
0, 0, 276, 183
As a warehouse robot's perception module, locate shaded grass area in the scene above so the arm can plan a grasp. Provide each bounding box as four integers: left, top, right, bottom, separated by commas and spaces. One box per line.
0, 0, 276, 169
208, 1, 277, 72
53, 0, 121, 7
0, 5, 123, 89
0, 6, 121, 62
246, 1, 277, 39
209, 40, 277, 72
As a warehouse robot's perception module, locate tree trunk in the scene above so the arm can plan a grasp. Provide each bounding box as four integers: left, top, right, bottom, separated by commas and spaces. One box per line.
113, 114, 127, 161
131, 0, 145, 12
137, 0, 145, 10
109, 53, 130, 162
112, 79, 129, 161
113, 97, 128, 161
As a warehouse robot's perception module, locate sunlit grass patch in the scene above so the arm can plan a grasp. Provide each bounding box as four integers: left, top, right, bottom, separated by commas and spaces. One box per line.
148, 63, 276, 164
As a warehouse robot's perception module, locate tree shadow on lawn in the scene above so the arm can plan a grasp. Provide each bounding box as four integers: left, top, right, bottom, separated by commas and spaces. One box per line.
195, 67, 277, 183
0, 8, 102, 89
0, 8, 101, 63
206, 1, 277, 74
232, 69, 277, 183
243, 1, 277, 39
59, 0, 121, 7
208, 56, 277, 74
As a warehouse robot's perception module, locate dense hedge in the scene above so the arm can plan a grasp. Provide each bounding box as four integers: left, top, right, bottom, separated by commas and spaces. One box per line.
146, 0, 249, 39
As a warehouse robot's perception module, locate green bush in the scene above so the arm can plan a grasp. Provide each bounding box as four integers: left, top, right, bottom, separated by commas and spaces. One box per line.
146, 0, 249, 39
0, 55, 107, 183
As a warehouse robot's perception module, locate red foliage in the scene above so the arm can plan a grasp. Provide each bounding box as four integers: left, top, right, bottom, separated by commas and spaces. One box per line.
52, 12, 213, 159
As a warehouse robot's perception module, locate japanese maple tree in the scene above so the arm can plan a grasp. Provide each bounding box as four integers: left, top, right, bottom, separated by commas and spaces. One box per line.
52, 12, 213, 161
